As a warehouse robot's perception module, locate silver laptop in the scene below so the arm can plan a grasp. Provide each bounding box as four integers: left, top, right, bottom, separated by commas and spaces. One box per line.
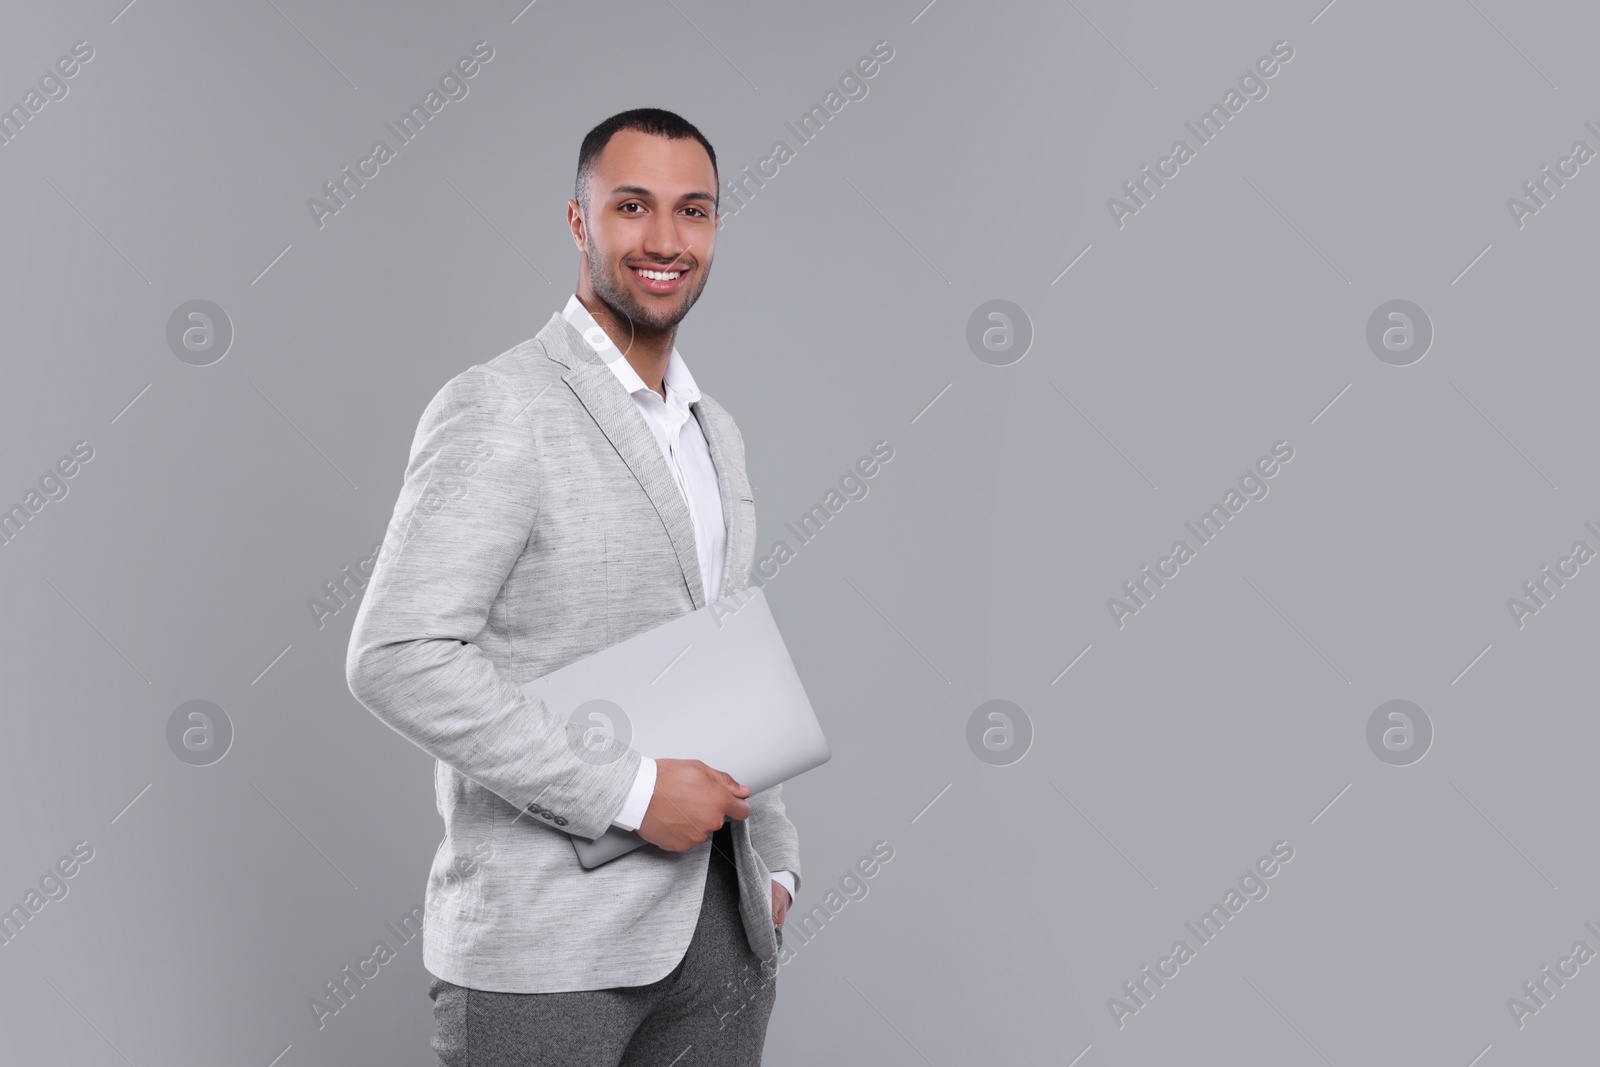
518, 586, 830, 868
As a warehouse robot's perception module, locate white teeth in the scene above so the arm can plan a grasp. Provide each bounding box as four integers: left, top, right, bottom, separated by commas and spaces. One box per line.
635, 268, 682, 281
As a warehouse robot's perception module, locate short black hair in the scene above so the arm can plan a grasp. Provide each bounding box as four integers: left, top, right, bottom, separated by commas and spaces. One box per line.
574, 108, 718, 215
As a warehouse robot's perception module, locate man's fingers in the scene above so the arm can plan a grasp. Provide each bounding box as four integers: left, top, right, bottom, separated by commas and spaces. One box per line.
715, 769, 750, 797
654, 792, 716, 849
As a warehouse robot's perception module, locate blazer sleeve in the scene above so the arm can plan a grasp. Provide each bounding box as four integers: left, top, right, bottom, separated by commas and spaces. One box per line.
747, 782, 802, 895
345, 364, 641, 842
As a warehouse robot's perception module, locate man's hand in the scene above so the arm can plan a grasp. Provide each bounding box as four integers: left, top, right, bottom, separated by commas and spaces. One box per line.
635, 758, 751, 852
771, 880, 791, 927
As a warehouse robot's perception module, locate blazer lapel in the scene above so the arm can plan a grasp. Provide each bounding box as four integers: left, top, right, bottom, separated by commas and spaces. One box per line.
539, 313, 707, 609
693, 399, 752, 599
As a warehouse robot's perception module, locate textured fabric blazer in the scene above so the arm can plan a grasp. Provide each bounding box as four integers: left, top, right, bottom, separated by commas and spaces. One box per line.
346, 310, 802, 994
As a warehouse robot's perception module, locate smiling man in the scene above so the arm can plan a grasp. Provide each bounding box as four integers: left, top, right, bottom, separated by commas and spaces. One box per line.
346, 109, 801, 1066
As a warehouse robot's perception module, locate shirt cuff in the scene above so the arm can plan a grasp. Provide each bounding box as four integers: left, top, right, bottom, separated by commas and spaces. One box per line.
609, 756, 656, 832
770, 869, 796, 901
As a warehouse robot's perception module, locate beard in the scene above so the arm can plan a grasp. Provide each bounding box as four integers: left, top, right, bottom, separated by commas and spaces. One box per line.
585, 229, 711, 333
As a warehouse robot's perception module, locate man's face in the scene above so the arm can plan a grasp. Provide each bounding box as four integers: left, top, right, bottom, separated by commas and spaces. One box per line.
576, 128, 719, 332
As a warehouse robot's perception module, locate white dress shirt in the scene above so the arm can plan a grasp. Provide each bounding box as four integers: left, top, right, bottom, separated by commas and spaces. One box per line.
562, 295, 795, 905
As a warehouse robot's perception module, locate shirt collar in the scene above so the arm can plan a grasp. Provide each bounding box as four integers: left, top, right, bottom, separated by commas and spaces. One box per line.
563, 293, 701, 407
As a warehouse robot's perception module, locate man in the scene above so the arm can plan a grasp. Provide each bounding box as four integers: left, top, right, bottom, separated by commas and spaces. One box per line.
346, 108, 802, 1066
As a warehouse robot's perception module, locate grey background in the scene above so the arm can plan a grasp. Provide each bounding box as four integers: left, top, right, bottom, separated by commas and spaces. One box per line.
2, 0, 1595, 1063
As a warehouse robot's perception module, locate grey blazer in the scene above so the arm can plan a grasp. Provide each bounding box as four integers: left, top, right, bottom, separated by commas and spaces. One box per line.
346, 311, 802, 994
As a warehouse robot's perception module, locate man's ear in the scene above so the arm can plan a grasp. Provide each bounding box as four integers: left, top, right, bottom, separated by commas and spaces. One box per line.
567, 199, 587, 251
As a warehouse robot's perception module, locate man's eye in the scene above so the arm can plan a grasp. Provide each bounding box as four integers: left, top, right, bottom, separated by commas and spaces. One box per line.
620, 203, 643, 213
683, 207, 706, 218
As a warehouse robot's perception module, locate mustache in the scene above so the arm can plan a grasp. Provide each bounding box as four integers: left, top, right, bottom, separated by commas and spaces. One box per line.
632, 240, 697, 275
625, 251, 697, 272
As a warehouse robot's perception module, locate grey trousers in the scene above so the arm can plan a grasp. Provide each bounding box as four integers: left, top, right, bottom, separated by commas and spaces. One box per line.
429, 822, 781, 1066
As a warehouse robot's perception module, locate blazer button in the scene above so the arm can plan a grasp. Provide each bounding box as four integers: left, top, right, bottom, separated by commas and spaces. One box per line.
554, 816, 568, 826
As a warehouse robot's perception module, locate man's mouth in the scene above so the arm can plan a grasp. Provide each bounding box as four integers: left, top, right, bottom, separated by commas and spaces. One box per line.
628, 264, 688, 294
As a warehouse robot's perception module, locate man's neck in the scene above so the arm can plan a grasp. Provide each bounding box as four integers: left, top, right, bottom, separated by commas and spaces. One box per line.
575, 288, 674, 400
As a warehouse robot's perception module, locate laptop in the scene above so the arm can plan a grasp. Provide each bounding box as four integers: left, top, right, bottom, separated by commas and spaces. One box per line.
518, 586, 831, 868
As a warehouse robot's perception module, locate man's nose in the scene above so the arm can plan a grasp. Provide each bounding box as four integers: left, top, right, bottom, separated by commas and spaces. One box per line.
640, 214, 688, 264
